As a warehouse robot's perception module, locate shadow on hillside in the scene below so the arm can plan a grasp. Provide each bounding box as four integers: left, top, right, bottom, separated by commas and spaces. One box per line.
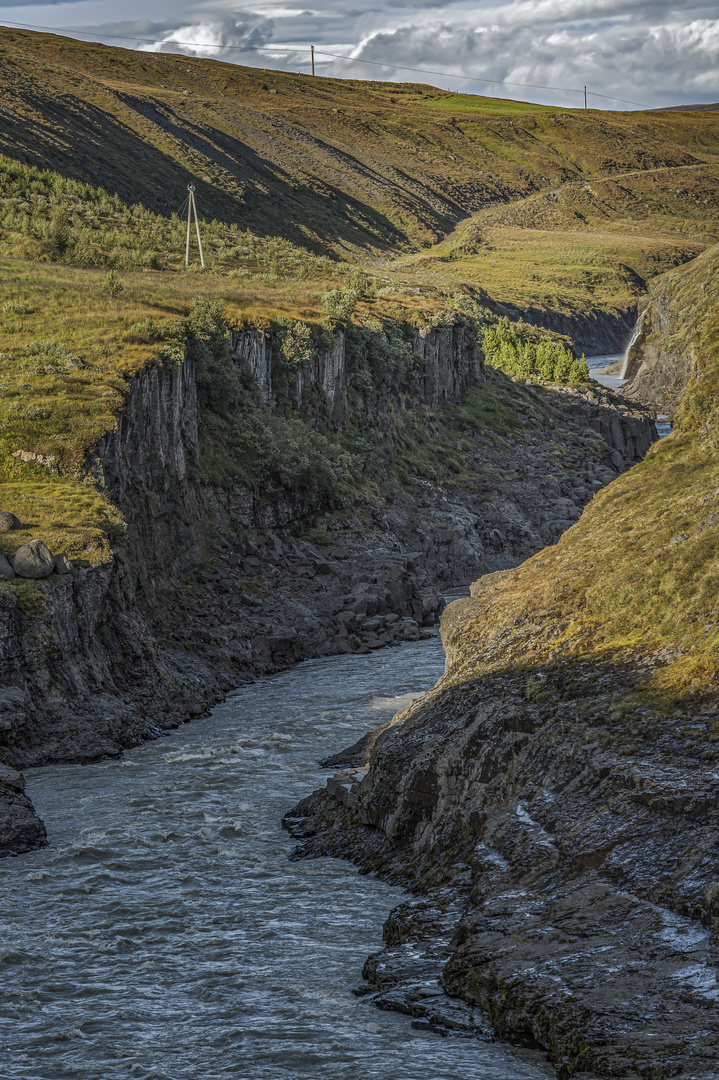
0, 88, 411, 254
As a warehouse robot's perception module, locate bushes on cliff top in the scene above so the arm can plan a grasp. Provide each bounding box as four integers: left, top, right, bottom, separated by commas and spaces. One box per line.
483, 319, 590, 385
186, 299, 360, 499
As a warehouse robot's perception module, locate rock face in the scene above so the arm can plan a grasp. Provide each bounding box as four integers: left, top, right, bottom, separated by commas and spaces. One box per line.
0, 763, 46, 857
0, 322, 656, 776
507, 304, 639, 358
0, 555, 14, 581
288, 661, 719, 1080
228, 323, 482, 420
621, 247, 719, 414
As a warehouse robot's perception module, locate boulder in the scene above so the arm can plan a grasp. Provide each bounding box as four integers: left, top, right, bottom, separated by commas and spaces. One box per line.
13, 539, 56, 579
0, 511, 20, 532
54, 553, 74, 575
0, 555, 15, 580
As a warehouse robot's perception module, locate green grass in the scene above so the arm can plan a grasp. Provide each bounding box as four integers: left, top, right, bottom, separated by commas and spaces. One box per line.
0, 480, 124, 562
424, 94, 560, 115
443, 243, 719, 709
2, 29, 719, 574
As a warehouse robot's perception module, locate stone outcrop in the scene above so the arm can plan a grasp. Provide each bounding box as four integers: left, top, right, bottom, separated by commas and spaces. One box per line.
504, 304, 639, 358
287, 656, 719, 1079
0, 762, 46, 856
621, 294, 694, 414
621, 245, 719, 414
229, 323, 482, 420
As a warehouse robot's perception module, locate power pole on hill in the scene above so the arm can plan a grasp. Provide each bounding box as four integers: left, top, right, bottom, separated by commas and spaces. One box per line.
584, 86, 587, 109
185, 184, 204, 269
311, 45, 315, 76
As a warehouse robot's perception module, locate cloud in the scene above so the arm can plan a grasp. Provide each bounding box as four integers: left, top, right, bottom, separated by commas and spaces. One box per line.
4, 0, 718, 107
62, 9, 275, 61
319, 4, 719, 108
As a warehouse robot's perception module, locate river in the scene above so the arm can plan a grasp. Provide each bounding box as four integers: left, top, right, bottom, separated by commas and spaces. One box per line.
1, 637, 553, 1080
587, 353, 672, 437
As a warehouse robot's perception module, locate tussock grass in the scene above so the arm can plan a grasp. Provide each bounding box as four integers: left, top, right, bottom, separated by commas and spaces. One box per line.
443, 244, 719, 710
0, 481, 124, 562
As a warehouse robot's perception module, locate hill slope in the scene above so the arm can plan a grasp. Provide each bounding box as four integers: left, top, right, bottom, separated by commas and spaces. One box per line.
1, 27, 719, 261
289, 243, 719, 1076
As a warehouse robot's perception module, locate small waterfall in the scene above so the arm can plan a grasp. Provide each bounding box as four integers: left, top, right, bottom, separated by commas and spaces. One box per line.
620, 309, 646, 380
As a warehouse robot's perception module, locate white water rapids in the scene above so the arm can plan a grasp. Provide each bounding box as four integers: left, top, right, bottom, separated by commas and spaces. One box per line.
0, 638, 553, 1080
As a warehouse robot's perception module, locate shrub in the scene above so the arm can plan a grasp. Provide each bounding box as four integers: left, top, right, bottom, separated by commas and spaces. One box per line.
125, 317, 171, 344
321, 287, 360, 319
101, 270, 124, 297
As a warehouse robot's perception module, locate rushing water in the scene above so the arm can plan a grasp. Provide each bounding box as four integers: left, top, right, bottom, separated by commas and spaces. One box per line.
1, 638, 553, 1080
587, 353, 671, 437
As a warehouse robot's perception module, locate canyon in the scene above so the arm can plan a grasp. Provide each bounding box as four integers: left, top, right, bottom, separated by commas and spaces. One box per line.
287, 245, 719, 1079
0, 314, 655, 857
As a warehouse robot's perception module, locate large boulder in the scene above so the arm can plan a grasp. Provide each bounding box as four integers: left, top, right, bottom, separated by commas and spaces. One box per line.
0, 511, 20, 532
0, 554, 15, 580
13, 539, 56, 579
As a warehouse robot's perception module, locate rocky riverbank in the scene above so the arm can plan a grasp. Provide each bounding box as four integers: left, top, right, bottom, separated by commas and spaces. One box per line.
286, 248, 719, 1079
0, 763, 46, 856
287, 655, 719, 1079
0, 311, 657, 851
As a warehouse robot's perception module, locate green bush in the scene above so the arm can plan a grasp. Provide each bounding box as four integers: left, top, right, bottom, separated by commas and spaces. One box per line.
483, 319, 589, 385
101, 270, 124, 298
321, 287, 360, 319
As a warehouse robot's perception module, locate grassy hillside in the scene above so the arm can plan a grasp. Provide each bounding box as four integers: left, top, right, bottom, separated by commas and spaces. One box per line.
1, 28, 719, 570
443, 243, 719, 714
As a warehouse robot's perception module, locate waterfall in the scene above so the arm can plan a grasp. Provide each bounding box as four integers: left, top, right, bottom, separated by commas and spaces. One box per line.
620, 309, 646, 380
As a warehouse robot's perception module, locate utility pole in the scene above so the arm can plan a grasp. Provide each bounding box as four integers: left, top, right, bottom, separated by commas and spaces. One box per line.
311, 45, 315, 77
185, 183, 204, 269
584, 85, 587, 109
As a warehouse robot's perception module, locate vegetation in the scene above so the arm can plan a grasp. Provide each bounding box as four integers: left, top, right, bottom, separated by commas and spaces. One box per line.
482, 319, 590, 384
1, 27, 719, 572
443, 245, 719, 710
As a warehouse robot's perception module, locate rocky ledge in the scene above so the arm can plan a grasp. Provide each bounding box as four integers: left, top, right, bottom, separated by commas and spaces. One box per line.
0, 763, 46, 857
286, 657, 719, 1079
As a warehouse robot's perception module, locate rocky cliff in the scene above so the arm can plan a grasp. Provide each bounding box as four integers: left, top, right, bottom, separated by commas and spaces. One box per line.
0, 315, 657, 854
622, 243, 719, 413
287, 252, 719, 1077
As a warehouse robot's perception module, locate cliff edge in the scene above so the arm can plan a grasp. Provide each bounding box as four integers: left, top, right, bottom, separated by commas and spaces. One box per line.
288, 246, 719, 1078
622, 243, 719, 414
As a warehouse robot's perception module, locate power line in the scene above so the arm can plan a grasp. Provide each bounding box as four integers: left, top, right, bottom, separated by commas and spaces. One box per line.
0, 18, 649, 109
309, 47, 649, 108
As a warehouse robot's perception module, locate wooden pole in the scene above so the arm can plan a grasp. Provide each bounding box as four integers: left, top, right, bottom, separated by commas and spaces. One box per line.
185, 186, 192, 268
191, 189, 204, 268
584, 85, 587, 109
311, 45, 315, 77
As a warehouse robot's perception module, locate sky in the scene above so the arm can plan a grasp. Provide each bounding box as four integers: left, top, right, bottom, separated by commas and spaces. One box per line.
0, 1, 718, 110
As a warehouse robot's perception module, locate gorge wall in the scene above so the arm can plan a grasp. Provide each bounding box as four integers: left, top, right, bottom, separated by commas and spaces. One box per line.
622, 245, 719, 413
0, 316, 657, 855
288, 248, 719, 1079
